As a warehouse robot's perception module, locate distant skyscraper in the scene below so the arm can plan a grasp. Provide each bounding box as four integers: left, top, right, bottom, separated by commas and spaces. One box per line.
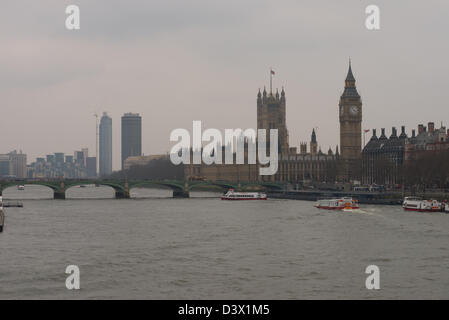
74, 150, 84, 165
121, 113, 142, 169
46, 154, 55, 164
81, 148, 89, 167
8, 150, 27, 179
86, 157, 97, 178
54, 152, 65, 164
0, 155, 11, 177
99, 112, 112, 176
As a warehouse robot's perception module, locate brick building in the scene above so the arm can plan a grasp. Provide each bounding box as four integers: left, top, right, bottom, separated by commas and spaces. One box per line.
362, 122, 449, 186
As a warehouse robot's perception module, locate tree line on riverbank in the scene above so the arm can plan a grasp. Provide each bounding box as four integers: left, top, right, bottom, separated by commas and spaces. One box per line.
108, 149, 449, 190
109, 158, 184, 180
403, 149, 449, 189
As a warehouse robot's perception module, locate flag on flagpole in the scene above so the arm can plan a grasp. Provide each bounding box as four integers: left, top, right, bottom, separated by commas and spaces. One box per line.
269, 69, 275, 93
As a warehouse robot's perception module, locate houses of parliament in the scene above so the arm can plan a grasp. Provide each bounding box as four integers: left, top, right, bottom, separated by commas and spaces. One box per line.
184, 62, 362, 184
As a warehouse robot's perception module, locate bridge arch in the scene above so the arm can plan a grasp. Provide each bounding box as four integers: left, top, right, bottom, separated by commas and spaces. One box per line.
128, 180, 187, 198
188, 183, 226, 192
64, 181, 127, 199
188, 181, 236, 192
0, 182, 58, 198
64, 183, 121, 199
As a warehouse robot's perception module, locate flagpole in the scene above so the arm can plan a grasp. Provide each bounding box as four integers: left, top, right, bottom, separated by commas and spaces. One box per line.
270, 68, 272, 94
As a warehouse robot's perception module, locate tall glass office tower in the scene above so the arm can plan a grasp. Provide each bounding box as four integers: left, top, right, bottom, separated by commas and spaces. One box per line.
121, 113, 142, 169
99, 112, 112, 176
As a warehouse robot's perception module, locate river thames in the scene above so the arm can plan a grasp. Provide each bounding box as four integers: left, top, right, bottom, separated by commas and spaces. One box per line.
0, 185, 448, 299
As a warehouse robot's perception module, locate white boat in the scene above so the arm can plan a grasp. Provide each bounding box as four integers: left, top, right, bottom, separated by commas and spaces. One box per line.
444, 202, 449, 213
402, 197, 441, 212
221, 189, 267, 200
0, 196, 4, 232
17, 185, 25, 191
315, 197, 360, 210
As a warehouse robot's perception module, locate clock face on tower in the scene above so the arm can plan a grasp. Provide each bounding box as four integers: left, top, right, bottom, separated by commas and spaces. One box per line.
350, 105, 359, 115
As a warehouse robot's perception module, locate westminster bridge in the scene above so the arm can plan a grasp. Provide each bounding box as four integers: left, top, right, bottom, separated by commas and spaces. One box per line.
0, 179, 286, 199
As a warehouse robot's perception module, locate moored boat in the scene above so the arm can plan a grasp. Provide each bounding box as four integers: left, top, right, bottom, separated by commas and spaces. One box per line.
315, 197, 359, 210
402, 197, 441, 212
221, 189, 267, 200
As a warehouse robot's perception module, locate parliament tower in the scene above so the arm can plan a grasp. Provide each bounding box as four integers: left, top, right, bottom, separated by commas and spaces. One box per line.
339, 60, 362, 181
257, 87, 289, 155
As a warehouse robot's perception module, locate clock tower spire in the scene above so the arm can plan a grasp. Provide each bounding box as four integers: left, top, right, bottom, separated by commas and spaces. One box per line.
339, 60, 362, 181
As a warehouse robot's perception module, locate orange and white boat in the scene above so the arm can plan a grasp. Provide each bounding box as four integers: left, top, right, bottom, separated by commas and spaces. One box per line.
315, 197, 359, 210
402, 197, 441, 212
221, 189, 267, 200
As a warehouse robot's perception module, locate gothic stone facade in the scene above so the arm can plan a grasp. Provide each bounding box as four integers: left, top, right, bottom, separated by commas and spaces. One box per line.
362, 127, 407, 185
184, 87, 337, 184
339, 61, 362, 181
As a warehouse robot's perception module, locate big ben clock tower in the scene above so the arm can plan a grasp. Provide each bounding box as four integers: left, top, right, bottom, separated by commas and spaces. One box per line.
339, 60, 362, 181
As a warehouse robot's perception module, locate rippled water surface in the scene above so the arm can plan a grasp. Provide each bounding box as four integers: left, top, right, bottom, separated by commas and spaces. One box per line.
1, 185, 448, 299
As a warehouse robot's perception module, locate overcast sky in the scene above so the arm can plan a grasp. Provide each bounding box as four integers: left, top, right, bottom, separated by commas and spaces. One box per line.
1, 0, 448, 170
